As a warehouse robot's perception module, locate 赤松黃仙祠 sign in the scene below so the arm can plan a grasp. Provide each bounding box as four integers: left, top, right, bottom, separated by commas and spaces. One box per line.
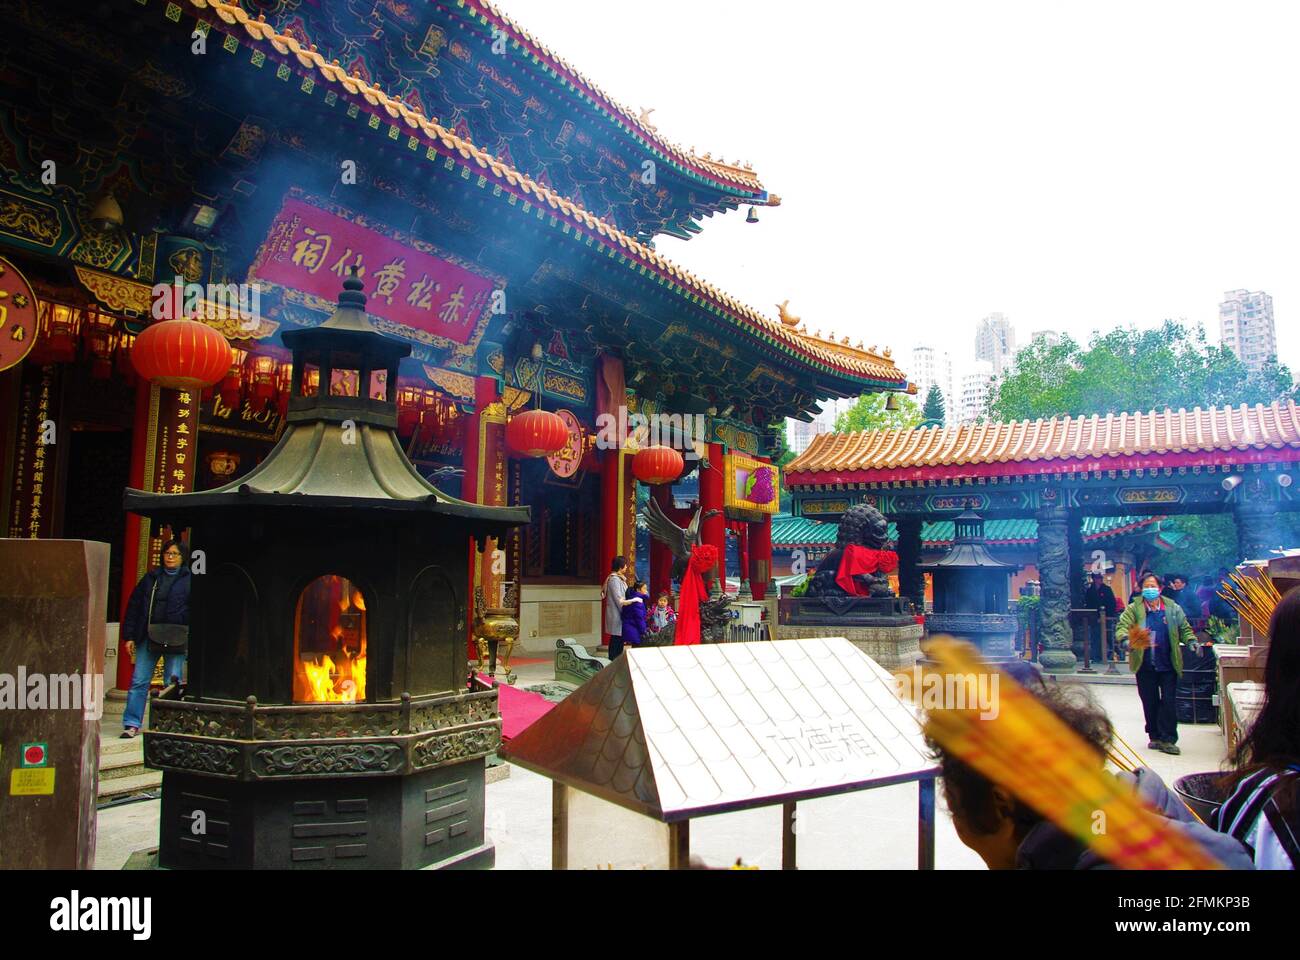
252, 197, 497, 346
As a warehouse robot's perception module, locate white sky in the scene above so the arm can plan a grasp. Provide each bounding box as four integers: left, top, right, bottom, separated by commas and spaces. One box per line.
508, 0, 1300, 380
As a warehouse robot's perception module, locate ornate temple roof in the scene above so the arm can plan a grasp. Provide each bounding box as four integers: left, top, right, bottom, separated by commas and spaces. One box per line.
184, 0, 908, 393
455, 0, 771, 197
786, 402, 1300, 484
770, 514, 1165, 549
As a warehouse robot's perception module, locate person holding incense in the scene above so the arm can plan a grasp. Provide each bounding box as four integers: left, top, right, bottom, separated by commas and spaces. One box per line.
1116, 572, 1198, 756
927, 669, 1252, 869
1215, 586, 1300, 869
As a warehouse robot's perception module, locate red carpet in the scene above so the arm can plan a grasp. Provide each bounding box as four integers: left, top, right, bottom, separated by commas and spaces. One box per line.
478, 675, 556, 739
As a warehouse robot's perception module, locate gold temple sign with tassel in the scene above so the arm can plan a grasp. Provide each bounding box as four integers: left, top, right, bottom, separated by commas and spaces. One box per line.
907, 639, 1222, 869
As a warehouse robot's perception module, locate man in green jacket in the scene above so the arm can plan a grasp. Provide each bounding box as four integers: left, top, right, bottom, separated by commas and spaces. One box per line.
1115, 572, 1198, 755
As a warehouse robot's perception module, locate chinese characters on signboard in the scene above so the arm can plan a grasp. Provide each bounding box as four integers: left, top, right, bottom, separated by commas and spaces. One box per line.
253, 197, 497, 347
145, 388, 199, 568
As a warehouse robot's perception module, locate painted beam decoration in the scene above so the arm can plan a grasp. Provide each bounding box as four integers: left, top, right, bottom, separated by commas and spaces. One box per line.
723, 452, 779, 519
251, 195, 502, 358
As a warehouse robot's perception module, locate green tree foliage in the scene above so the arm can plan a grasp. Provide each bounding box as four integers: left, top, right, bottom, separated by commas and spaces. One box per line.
988, 320, 1298, 572
834, 392, 924, 433
989, 321, 1295, 422
922, 384, 946, 425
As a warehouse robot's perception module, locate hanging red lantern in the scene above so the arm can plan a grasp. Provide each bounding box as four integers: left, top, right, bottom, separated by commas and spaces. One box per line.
30, 302, 81, 365
505, 408, 568, 458
247, 352, 278, 412
81, 307, 118, 379
219, 347, 247, 410
132, 317, 231, 391
116, 332, 137, 386
396, 384, 421, 438
632, 444, 685, 485
276, 361, 293, 418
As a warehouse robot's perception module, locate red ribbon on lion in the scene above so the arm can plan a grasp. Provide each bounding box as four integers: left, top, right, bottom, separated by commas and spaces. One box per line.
675, 543, 718, 646
834, 544, 900, 596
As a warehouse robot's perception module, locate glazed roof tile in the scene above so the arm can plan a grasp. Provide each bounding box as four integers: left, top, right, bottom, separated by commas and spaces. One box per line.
184, 0, 905, 390
786, 403, 1300, 482
770, 515, 1163, 548
459, 1, 767, 195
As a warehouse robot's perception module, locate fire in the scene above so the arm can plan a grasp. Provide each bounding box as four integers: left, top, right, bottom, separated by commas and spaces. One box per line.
295, 644, 367, 703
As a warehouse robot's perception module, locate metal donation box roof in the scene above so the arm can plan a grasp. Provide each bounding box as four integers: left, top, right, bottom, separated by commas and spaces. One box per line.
500, 638, 937, 822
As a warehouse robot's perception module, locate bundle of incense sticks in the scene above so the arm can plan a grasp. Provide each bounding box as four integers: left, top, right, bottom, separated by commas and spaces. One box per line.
912, 638, 1222, 869
1218, 569, 1282, 637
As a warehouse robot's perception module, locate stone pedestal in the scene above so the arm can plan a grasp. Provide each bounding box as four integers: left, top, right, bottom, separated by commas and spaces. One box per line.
776, 622, 923, 671
0, 539, 109, 869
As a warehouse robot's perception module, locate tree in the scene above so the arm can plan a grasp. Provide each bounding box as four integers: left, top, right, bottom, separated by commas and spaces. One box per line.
833, 392, 924, 433
922, 384, 946, 425
987, 320, 1298, 575
988, 321, 1294, 422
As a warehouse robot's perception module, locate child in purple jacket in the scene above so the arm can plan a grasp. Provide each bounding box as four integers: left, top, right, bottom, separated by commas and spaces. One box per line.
621, 580, 650, 648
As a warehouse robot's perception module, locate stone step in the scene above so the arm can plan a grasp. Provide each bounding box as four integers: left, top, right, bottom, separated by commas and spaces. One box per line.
99, 750, 147, 781
97, 770, 161, 801
99, 735, 143, 757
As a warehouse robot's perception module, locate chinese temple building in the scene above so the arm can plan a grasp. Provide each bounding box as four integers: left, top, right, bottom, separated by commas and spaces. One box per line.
0, 0, 911, 693
785, 404, 1300, 671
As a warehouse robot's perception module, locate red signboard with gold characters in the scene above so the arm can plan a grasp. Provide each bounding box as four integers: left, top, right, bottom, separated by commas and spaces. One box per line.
252, 197, 497, 346
0, 256, 39, 372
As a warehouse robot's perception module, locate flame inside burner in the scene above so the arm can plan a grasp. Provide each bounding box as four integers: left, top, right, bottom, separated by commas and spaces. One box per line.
294, 575, 368, 703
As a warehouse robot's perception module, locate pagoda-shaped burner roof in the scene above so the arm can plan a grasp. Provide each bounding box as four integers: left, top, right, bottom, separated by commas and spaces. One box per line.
124, 274, 529, 530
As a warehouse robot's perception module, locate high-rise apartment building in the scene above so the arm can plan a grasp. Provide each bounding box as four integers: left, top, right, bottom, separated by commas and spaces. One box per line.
786, 417, 827, 455
958, 361, 995, 424
975, 312, 1017, 375
1030, 329, 1062, 348
911, 346, 955, 421
1219, 289, 1277, 371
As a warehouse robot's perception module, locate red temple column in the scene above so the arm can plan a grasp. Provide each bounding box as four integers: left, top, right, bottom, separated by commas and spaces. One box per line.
115, 380, 199, 691
462, 375, 506, 660
701, 442, 726, 590
649, 483, 674, 600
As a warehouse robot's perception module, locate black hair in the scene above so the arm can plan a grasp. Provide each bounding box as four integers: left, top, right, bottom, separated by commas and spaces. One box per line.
611, 555, 627, 572
1228, 588, 1300, 816
1140, 572, 1162, 588
160, 539, 187, 565
928, 673, 1112, 842
632, 580, 647, 593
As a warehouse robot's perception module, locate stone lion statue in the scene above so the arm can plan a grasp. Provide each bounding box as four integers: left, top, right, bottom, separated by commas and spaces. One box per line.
806, 503, 896, 599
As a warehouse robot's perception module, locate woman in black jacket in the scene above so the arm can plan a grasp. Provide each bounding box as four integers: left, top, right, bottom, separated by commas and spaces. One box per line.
120, 539, 191, 738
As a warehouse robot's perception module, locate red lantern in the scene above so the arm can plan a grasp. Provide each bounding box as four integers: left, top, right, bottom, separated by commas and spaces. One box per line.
82, 308, 118, 379
132, 318, 231, 391
219, 347, 247, 410
633, 445, 685, 485
116, 332, 137, 386
505, 408, 568, 458
30, 302, 81, 365
248, 352, 278, 412
396, 384, 421, 438
276, 361, 293, 418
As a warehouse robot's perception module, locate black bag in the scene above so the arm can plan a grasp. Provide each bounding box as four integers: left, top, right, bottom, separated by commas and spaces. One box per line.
146, 579, 189, 649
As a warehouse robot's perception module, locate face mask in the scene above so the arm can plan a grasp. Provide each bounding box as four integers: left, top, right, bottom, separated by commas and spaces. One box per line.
1142, 587, 1161, 602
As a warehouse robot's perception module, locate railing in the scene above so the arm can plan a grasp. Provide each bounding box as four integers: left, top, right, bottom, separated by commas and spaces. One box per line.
1068, 607, 1121, 675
